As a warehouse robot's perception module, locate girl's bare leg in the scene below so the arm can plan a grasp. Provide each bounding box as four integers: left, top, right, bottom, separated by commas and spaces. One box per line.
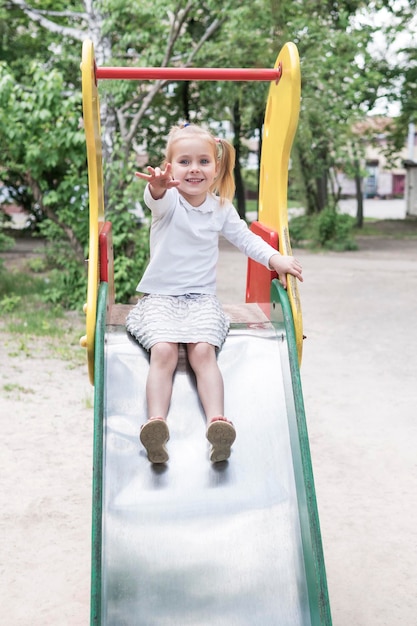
187, 342, 236, 462
146, 342, 179, 419
140, 342, 178, 463
186, 342, 224, 420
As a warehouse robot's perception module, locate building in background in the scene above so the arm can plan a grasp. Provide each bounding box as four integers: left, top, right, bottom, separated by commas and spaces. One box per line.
404, 123, 417, 217
336, 117, 416, 202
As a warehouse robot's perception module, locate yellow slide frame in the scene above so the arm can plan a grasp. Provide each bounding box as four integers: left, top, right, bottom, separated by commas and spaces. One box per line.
80, 39, 303, 382
80, 40, 105, 384
258, 42, 303, 362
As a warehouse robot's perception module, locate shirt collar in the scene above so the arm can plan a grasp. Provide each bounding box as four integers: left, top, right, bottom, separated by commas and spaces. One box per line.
178, 191, 217, 214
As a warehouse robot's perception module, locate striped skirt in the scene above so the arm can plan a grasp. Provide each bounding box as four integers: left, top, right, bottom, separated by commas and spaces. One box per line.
126, 293, 230, 351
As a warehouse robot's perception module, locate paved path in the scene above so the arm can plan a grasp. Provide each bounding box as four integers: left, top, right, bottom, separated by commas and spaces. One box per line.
338, 197, 408, 219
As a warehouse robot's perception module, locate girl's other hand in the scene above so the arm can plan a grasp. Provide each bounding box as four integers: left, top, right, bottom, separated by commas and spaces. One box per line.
269, 253, 303, 289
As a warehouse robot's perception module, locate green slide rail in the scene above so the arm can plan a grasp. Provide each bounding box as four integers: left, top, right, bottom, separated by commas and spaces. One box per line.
271, 279, 332, 625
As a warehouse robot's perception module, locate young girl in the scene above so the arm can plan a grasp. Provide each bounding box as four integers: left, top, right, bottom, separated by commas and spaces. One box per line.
126, 123, 303, 464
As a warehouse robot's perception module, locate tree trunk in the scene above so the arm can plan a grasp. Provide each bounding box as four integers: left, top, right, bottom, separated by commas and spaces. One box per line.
297, 148, 318, 214
354, 158, 364, 228
316, 172, 328, 211
233, 100, 246, 219
181, 82, 190, 122
256, 115, 263, 214
26, 175, 85, 262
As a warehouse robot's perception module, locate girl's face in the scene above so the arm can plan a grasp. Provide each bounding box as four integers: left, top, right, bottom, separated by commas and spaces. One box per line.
169, 136, 218, 207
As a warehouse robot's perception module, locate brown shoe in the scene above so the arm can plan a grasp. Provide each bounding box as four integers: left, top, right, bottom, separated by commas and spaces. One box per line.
206, 417, 236, 463
140, 418, 169, 464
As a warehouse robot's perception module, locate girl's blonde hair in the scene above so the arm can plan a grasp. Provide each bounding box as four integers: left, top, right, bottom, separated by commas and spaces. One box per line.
164, 124, 235, 205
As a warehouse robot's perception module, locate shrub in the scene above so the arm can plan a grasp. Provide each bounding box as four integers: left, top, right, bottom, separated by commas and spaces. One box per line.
316, 208, 357, 250
289, 208, 357, 251
113, 223, 150, 303
288, 214, 314, 245
0, 230, 14, 271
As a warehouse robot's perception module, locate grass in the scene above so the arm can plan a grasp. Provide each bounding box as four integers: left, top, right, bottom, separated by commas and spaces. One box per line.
357, 218, 417, 239
3, 382, 35, 395
0, 266, 86, 366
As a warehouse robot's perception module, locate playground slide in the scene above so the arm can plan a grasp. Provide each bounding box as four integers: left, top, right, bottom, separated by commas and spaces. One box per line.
82, 39, 331, 625
91, 284, 331, 625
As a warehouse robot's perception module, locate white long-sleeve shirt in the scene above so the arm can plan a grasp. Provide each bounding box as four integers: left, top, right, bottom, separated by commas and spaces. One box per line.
136, 186, 279, 295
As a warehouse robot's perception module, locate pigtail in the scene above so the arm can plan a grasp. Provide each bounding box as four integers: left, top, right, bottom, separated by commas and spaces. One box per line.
212, 138, 236, 205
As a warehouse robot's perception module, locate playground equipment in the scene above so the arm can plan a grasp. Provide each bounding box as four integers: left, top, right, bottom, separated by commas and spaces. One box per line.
81, 39, 332, 625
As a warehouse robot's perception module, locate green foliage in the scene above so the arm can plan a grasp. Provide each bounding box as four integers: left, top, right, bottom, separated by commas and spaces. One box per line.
0, 208, 14, 262
290, 208, 357, 251
0, 230, 14, 271
113, 221, 150, 303
0, 57, 90, 309
278, 1, 416, 213
316, 208, 357, 250
102, 154, 151, 302
293, 24, 381, 211
28, 257, 48, 273
288, 214, 315, 245
0, 59, 88, 298
0, 294, 22, 313
0, 267, 46, 299
242, 169, 258, 194
42, 263, 87, 310
33, 239, 86, 309
0, 263, 76, 336
0, 62, 86, 181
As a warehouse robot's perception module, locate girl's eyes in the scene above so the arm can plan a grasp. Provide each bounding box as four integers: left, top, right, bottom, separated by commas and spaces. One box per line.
178, 158, 211, 165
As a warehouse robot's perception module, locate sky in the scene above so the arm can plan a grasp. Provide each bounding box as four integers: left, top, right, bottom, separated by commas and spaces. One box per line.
354, 3, 417, 116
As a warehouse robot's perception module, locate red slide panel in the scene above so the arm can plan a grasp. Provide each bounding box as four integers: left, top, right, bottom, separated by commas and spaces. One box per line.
246, 221, 279, 307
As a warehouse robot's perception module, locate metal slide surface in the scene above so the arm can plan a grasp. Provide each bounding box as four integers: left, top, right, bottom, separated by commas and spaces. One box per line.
100, 312, 313, 626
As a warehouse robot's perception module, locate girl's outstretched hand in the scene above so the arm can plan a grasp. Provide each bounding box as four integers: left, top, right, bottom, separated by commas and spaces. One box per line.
269, 253, 303, 289
135, 163, 179, 199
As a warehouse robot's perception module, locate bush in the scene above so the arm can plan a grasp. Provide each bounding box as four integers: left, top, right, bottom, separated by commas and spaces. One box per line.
32, 239, 86, 310
242, 169, 258, 194
0, 230, 14, 271
290, 208, 357, 251
113, 223, 150, 303
31, 214, 150, 311
316, 208, 357, 250
288, 214, 314, 245
0, 294, 21, 313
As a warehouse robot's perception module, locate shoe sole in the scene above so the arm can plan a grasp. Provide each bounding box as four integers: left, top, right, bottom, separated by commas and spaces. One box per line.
140, 420, 169, 464
206, 421, 236, 463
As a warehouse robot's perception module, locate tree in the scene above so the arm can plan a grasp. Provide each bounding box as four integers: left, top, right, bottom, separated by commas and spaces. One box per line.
287, 1, 417, 216
279, 2, 387, 213
168, 0, 277, 217
0, 0, 235, 304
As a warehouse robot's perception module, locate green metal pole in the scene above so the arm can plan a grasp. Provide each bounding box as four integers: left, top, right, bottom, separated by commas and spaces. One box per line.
271, 279, 332, 626
90, 282, 108, 625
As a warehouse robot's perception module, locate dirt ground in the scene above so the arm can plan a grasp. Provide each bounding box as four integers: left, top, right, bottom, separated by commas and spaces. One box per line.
1, 222, 417, 625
